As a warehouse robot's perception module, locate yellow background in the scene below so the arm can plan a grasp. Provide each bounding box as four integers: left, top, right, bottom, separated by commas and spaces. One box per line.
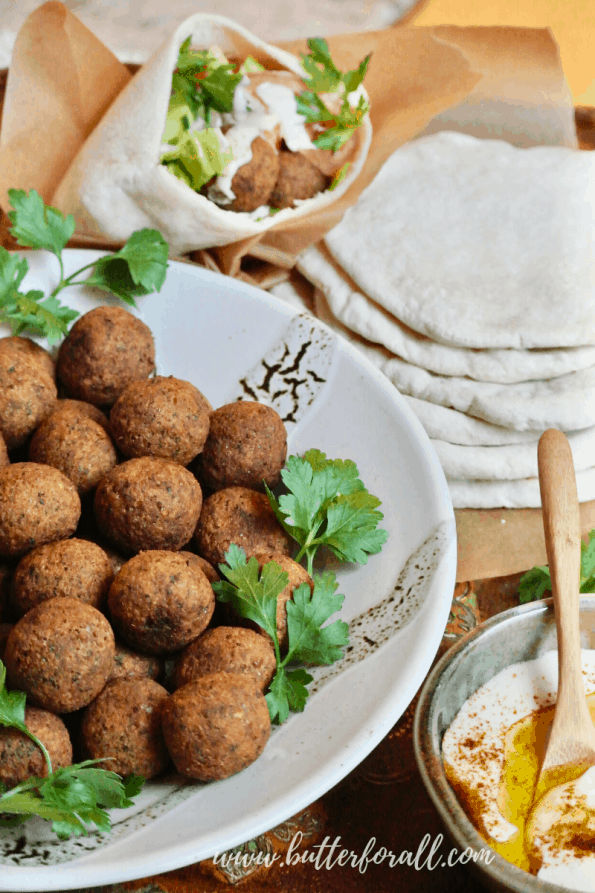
412, 0, 595, 105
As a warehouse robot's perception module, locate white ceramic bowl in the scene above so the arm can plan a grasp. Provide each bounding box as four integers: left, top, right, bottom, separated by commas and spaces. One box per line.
0, 250, 456, 890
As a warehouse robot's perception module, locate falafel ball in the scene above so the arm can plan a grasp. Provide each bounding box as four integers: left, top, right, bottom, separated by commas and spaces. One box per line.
0, 337, 55, 381
11, 538, 114, 616
195, 486, 292, 567
110, 376, 211, 466
161, 672, 270, 780
227, 137, 280, 213
29, 412, 117, 495
0, 432, 8, 469
0, 463, 80, 558
256, 552, 313, 649
269, 149, 331, 210
0, 562, 12, 620
4, 597, 115, 712
178, 551, 219, 584
200, 401, 286, 491
0, 341, 57, 449
81, 678, 169, 778
0, 623, 14, 661
0, 707, 72, 789
108, 550, 214, 654
173, 627, 276, 691
57, 306, 155, 407
94, 457, 202, 554
109, 642, 163, 684
50, 399, 110, 431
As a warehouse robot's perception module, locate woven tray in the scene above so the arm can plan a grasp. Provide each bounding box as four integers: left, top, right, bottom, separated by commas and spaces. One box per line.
1, 68, 595, 582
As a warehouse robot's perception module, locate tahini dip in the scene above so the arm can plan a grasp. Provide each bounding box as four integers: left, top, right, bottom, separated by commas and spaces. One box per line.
443, 650, 595, 890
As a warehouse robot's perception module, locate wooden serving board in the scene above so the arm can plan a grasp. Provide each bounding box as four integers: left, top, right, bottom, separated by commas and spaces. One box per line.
1, 68, 594, 583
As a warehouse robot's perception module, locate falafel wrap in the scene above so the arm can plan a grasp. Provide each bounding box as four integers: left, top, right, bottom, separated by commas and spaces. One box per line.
52, 14, 373, 257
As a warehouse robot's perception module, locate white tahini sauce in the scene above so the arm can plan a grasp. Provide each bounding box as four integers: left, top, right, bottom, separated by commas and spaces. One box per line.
443, 650, 595, 857
255, 82, 315, 152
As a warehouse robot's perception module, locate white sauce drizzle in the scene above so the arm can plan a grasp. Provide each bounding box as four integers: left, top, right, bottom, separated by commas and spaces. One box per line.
255, 82, 315, 152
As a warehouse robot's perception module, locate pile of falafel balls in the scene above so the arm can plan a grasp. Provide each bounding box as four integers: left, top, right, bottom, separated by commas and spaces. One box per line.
0, 304, 308, 793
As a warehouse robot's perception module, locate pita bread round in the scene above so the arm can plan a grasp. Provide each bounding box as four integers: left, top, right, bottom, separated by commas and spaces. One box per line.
324, 132, 595, 350
297, 244, 595, 383
400, 396, 539, 446
448, 468, 595, 509
433, 426, 595, 480
377, 353, 595, 432
307, 285, 546, 445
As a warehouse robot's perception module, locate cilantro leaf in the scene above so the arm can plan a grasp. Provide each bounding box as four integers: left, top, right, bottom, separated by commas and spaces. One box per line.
266, 667, 312, 724
166, 39, 241, 128
518, 565, 551, 603
84, 229, 168, 307
214, 547, 349, 724
311, 95, 370, 153
0, 289, 79, 344
213, 544, 287, 644
199, 65, 243, 115
0, 662, 28, 733
300, 38, 370, 96
295, 91, 334, 125
519, 529, 595, 603
4, 191, 169, 340
266, 449, 388, 575
342, 54, 372, 94
285, 574, 349, 665
0, 248, 28, 299
297, 39, 371, 153
7, 189, 75, 257
300, 39, 342, 94
580, 530, 595, 589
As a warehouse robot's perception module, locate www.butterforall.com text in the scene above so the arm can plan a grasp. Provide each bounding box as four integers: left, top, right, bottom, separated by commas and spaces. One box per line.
213, 832, 496, 873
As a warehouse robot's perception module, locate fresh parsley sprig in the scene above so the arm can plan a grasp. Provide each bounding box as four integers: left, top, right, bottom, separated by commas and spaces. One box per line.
297, 38, 371, 152
265, 449, 388, 576
519, 529, 595, 603
1, 190, 168, 343
214, 545, 349, 724
0, 661, 144, 839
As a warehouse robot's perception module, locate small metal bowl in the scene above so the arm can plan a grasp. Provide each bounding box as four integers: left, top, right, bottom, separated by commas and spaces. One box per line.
414, 596, 595, 893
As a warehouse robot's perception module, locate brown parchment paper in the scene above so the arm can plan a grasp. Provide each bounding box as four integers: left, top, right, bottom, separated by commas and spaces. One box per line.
0, 1, 131, 209
419, 26, 577, 149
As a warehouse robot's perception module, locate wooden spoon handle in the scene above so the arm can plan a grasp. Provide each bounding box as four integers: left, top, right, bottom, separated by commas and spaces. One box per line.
538, 429, 593, 758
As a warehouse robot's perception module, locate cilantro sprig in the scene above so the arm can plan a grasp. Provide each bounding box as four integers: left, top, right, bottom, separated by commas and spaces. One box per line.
265, 449, 388, 576
214, 545, 349, 723
1, 190, 168, 343
519, 529, 595, 603
296, 38, 371, 152
0, 661, 144, 839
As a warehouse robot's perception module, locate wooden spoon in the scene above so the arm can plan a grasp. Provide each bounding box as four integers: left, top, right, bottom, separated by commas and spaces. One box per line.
535, 428, 595, 793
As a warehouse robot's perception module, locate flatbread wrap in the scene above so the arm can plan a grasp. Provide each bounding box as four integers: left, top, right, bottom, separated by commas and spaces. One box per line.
52, 14, 372, 256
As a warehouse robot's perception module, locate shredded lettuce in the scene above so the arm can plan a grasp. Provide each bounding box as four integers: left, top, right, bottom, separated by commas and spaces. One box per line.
161, 129, 232, 191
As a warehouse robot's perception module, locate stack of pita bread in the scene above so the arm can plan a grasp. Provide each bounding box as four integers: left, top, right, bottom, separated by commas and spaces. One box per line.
274, 131, 595, 509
